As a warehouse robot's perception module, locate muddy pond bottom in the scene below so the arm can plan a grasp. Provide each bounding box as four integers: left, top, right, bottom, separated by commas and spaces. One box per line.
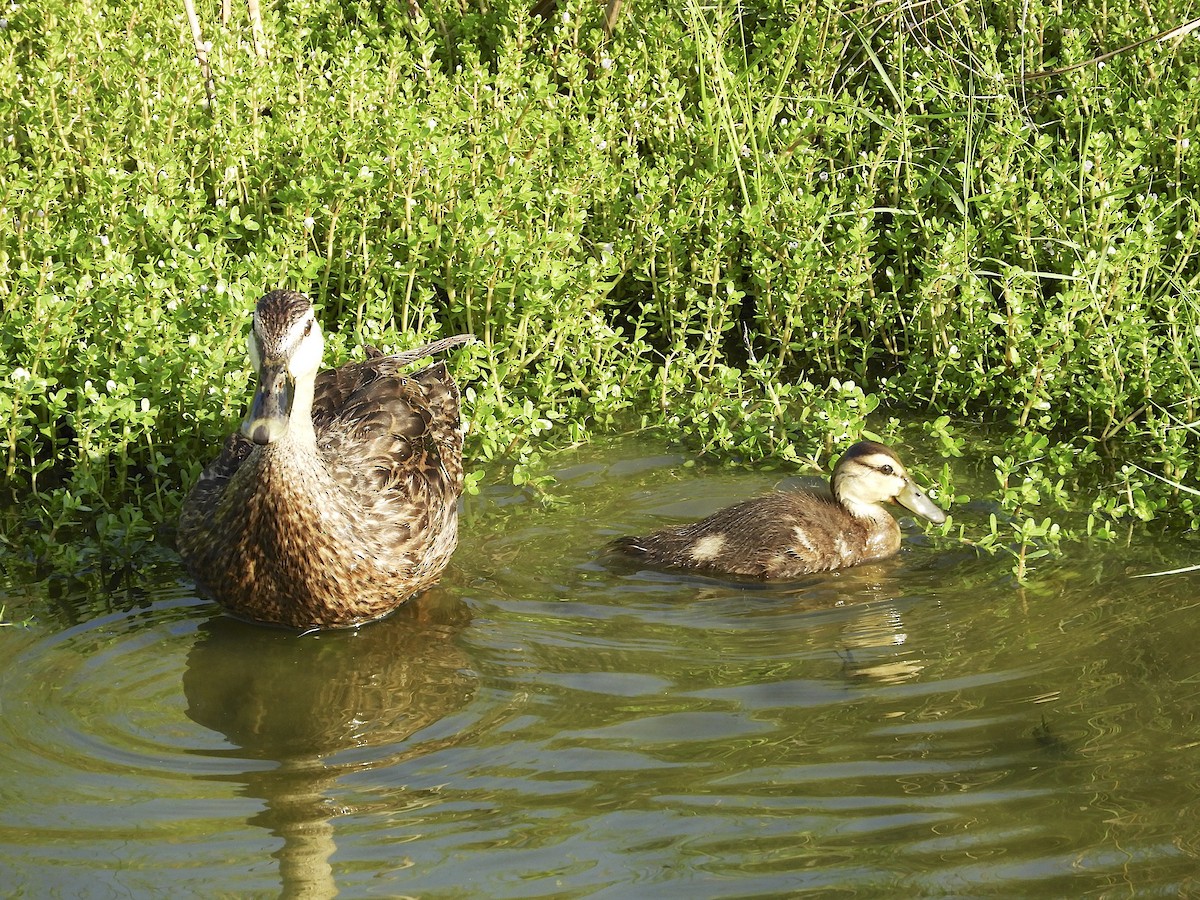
3, 438, 1200, 897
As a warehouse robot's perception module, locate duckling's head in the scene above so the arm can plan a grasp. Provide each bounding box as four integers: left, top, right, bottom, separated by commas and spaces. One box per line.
241, 290, 325, 445
831, 440, 947, 524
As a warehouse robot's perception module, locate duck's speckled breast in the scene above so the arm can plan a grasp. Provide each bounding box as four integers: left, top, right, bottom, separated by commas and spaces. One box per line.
185, 441, 458, 629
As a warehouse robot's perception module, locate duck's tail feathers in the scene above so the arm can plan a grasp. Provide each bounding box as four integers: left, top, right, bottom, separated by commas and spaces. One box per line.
377, 334, 476, 367
608, 536, 648, 556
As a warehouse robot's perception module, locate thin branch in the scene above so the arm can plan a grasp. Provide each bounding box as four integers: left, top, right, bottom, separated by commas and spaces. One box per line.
603, 0, 623, 36
246, 0, 267, 60
1129, 463, 1200, 498
182, 0, 216, 110
1131, 563, 1200, 579
1022, 15, 1200, 81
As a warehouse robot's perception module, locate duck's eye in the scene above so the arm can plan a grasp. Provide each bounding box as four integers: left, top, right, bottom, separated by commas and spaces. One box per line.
879, 464, 895, 476
303, 320, 313, 337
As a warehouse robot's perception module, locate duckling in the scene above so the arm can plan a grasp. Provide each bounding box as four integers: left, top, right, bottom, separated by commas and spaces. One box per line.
177, 289, 473, 629
609, 440, 946, 579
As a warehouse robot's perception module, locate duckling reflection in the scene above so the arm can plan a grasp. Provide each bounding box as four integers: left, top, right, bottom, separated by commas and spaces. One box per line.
183, 591, 474, 899
609, 440, 946, 579
837, 604, 927, 685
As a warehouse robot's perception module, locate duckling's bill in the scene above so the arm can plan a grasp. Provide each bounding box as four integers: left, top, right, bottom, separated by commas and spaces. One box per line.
242, 360, 292, 445
896, 480, 946, 524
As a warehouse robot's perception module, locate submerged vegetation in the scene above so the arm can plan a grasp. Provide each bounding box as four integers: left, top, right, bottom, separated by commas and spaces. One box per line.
1, 0, 1199, 576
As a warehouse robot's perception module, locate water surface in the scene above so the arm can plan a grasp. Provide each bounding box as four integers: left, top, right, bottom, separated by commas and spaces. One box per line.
3, 438, 1200, 897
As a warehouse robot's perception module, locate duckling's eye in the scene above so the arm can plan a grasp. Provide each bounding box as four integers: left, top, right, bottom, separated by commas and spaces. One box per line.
303, 320, 313, 337
879, 464, 894, 476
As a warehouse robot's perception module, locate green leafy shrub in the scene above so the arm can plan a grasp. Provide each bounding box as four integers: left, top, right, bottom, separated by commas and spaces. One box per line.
2, 0, 1199, 573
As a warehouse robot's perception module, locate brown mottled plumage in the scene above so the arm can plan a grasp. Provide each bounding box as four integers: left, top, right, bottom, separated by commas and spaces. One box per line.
609, 441, 947, 579
178, 290, 473, 629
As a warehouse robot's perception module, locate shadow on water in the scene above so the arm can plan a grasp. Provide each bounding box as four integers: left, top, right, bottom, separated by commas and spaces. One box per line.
182, 591, 475, 899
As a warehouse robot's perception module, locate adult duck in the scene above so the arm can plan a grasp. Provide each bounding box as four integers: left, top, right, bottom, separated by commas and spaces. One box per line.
178, 289, 472, 629
609, 440, 946, 579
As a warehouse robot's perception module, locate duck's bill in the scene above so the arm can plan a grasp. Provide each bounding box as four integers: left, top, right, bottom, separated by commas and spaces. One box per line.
241, 361, 292, 445
896, 481, 947, 524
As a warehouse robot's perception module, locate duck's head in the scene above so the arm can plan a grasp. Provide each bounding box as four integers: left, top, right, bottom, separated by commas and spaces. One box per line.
831, 440, 947, 524
241, 290, 325, 446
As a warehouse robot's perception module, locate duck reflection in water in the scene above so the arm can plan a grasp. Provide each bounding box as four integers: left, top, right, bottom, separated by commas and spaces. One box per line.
182, 590, 474, 899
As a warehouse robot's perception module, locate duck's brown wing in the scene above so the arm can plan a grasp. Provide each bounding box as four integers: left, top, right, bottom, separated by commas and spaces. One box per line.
310, 335, 472, 428
610, 496, 797, 577
314, 355, 465, 498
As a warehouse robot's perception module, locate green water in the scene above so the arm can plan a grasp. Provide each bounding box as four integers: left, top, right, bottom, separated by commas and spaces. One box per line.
3, 438, 1200, 897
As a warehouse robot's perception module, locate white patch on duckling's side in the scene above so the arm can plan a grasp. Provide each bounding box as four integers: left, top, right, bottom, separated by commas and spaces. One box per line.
689, 533, 727, 561
792, 526, 818, 556
833, 536, 851, 563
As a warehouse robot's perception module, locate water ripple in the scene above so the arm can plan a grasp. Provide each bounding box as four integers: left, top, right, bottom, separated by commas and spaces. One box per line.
5, 442, 1200, 895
